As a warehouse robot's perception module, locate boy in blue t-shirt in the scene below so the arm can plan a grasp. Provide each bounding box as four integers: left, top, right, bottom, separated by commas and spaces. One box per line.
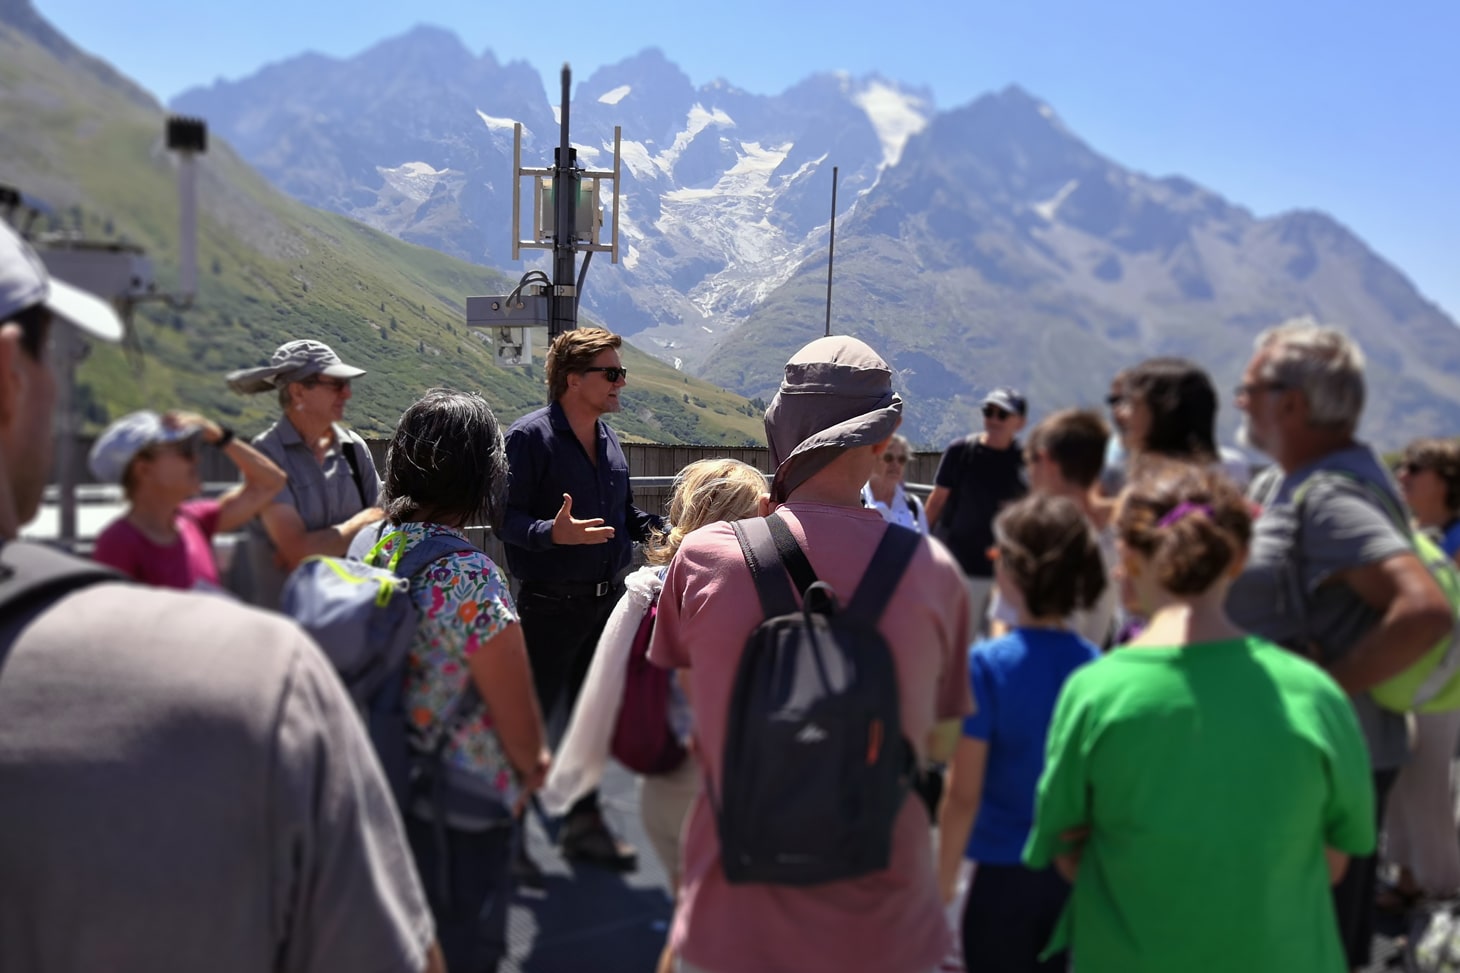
936, 494, 1106, 971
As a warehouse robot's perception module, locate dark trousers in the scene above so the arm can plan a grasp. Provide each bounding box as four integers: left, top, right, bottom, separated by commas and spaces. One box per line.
1333, 767, 1398, 969
961, 863, 1070, 972
517, 584, 620, 818
406, 817, 514, 973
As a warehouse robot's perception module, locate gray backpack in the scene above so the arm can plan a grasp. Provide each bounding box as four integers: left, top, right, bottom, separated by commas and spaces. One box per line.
280, 527, 484, 813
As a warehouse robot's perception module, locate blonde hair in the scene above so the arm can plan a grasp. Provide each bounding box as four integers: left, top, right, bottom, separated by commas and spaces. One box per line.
645, 458, 766, 565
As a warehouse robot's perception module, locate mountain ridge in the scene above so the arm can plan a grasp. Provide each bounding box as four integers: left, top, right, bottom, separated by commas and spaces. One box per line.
162, 21, 1460, 448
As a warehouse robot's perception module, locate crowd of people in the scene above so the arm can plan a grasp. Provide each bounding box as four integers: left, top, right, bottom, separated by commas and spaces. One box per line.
2, 213, 1460, 973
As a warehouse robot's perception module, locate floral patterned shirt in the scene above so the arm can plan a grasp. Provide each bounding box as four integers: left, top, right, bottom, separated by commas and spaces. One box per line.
375, 522, 521, 808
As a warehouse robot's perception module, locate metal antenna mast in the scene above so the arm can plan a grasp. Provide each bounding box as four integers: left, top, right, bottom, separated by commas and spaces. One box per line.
824, 165, 838, 337
467, 65, 622, 364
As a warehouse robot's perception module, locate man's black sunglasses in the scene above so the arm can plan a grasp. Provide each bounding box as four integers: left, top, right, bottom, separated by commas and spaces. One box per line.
583, 366, 628, 382
982, 405, 1011, 420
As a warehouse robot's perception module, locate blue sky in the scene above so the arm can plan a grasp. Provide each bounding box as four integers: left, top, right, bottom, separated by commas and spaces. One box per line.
35, 0, 1460, 322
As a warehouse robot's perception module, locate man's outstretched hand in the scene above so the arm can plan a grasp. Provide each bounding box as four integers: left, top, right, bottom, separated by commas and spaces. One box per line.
550, 493, 615, 545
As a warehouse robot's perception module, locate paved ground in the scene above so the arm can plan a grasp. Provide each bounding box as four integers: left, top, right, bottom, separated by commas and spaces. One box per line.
500, 764, 1437, 973
504, 764, 675, 973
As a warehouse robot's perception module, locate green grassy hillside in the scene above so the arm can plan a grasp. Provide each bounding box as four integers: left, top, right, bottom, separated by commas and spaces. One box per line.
0, 23, 764, 445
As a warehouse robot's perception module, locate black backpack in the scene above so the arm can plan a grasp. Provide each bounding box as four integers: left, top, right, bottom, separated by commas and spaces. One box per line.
716, 513, 922, 886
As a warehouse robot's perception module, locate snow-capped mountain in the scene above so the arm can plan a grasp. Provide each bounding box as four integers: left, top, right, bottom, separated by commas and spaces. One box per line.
172, 28, 1460, 447
174, 35, 930, 366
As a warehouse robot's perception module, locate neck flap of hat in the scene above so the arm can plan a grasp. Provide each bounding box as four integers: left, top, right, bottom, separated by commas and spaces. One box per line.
764, 336, 903, 503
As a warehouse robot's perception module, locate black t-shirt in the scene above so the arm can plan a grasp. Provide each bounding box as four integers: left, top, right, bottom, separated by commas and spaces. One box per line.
931, 436, 1027, 577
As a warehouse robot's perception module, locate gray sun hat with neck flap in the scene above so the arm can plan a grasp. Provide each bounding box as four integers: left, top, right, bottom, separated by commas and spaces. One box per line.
764, 335, 903, 504
226, 339, 366, 395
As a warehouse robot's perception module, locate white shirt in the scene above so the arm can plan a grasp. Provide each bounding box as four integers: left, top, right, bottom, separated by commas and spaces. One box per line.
862, 482, 929, 534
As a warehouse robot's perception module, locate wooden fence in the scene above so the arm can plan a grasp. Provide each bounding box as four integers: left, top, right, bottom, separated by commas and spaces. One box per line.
60, 437, 945, 581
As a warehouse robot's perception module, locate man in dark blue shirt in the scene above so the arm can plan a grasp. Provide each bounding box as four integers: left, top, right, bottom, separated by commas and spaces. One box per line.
502, 327, 663, 874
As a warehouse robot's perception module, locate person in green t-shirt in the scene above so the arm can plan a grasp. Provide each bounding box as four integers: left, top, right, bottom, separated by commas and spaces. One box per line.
1025, 461, 1375, 973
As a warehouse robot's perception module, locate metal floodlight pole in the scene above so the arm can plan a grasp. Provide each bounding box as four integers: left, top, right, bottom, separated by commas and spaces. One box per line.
551, 65, 578, 339
825, 165, 838, 337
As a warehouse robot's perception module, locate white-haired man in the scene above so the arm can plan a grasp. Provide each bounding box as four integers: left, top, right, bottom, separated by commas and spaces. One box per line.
1226, 319, 1452, 972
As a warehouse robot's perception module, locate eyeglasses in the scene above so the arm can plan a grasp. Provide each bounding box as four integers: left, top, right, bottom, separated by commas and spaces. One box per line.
583, 366, 628, 383
1233, 381, 1287, 400
983, 406, 1011, 421
306, 376, 351, 393
1396, 461, 1427, 476
882, 453, 908, 465
1105, 394, 1125, 407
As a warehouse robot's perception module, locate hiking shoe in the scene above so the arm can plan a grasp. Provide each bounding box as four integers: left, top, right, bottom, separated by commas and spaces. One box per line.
560, 811, 638, 871
512, 842, 546, 890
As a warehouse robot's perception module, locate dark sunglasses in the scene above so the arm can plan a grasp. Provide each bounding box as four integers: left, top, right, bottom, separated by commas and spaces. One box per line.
1396, 461, 1427, 476
1233, 381, 1288, 400
1105, 394, 1125, 407
583, 366, 628, 382
982, 406, 1011, 420
882, 453, 908, 465
306, 376, 351, 392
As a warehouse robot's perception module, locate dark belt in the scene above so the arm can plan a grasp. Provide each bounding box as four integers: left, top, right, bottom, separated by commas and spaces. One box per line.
520, 579, 621, 599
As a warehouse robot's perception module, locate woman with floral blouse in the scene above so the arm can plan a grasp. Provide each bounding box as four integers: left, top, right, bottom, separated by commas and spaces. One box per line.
368, 388, 549, 973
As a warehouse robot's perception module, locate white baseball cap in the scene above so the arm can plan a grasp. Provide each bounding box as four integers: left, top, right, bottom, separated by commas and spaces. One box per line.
88, 411, 200, 483
0, 220, 125, 342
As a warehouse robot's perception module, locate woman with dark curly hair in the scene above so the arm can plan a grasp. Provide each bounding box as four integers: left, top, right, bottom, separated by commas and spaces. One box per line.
359, 388, 549, 973
1024, 462, 1374, 972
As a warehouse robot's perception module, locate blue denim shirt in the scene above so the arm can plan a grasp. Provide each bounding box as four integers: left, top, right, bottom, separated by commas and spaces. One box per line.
501, 401, 664, 584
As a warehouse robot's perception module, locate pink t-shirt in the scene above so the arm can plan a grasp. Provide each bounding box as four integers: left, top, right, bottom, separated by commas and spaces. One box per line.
92, 499, 224, 591
648, 502, 974, 973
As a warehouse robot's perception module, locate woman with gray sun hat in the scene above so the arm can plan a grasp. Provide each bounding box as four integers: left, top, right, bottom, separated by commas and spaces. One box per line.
225, 339, 385, 609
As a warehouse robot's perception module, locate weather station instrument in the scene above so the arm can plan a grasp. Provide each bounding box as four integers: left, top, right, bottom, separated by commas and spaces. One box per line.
0, 115, 207, 546
466, 65, 623, 364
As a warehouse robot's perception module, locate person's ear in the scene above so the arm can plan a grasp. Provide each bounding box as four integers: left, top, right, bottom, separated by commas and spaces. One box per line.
0, 323, 27, 431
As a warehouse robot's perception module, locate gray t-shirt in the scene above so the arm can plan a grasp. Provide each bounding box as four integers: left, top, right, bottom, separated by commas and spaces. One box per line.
239, 418, 382, 609
0, 582, 432, 971
1226, 444, 1412, 770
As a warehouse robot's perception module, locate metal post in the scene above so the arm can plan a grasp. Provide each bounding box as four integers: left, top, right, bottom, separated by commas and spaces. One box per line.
51, 326, 81, 547
825, 165, 838, 337
551, 65, 577, 339
177, 152, 197, 301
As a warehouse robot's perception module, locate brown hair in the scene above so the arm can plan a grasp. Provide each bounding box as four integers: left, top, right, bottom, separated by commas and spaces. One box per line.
1027, 409, 1109, 488
1117, 460, 1252, 596
545, 327, 623, 402
644, 458, 765, 565
1400, 438, 1460, 513
994, 494, 1106, 619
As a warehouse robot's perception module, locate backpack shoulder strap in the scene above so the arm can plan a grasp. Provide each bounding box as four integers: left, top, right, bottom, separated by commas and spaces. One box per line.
764, 512, 818, 597
341, 434, 369, 507
0, 541, 119, 625
393, 532, 479, 582
845, 524, 923, 623
733, 517, 800, 619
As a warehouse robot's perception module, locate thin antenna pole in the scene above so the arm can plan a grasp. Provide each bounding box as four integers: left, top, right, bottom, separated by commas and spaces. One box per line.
551, 64, 576, 338
824, 165, 838, 337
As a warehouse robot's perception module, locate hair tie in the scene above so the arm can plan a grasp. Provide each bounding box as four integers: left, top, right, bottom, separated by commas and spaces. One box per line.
1157, 501, 1213, 528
